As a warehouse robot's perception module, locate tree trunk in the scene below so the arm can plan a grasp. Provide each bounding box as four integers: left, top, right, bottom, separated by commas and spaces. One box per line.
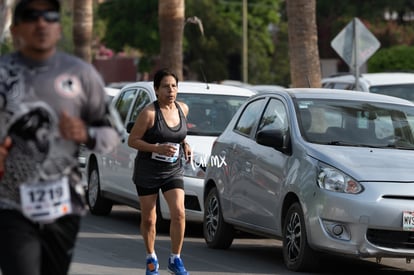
158, 0, 184, 80
73, 0, 93, 63
286, 0, 321, 88
0, 0, 14, 45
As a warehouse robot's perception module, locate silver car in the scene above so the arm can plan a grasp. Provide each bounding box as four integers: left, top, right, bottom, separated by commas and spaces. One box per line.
203, 88, 414, 271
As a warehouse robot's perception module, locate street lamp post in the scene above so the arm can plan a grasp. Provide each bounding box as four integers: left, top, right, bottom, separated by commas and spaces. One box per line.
242, 0, 248, 83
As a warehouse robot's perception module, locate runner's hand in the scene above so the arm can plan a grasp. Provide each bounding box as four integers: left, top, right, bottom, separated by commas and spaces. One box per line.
59, 111, 88, 144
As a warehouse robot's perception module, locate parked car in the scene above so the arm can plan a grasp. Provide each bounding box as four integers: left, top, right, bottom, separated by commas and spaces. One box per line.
321, 72, 414, 101
250, 84, 285, 94
203, 88, 414, 271
83, 81, 255, 226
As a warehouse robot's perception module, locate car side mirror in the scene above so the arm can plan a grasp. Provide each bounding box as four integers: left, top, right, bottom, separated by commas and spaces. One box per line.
256, 129, 291, 154
126, 121, 134, 133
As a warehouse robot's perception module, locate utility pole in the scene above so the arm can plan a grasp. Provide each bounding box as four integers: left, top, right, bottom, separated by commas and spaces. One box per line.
242, 0, 248, 83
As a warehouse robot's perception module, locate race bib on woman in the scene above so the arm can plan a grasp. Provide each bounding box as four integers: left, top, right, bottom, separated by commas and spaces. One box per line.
151, 142, 180, 163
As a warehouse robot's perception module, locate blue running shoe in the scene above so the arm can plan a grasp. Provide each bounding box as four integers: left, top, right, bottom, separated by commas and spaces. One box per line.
167, 257, 189, 275
146, 257, 159, 275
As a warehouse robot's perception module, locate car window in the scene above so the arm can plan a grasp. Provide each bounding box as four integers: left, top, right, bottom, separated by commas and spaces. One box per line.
114, 88, 137, 124
296, 99, 414, 148
129, 89, 152, 122
234, 98, 265, 136
370, 84, 414, 102
258, 98, 288, 132
333, 82, 353, 90
177, 93, 249, 136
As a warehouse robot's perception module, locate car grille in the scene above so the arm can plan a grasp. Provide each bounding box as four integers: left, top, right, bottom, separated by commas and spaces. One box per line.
367, 229, 414, 249
184, 194, 201, 211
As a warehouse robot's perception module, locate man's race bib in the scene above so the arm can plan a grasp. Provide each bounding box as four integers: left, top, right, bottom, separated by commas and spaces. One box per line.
151, 142, 180, 163
20, 177, 72, 223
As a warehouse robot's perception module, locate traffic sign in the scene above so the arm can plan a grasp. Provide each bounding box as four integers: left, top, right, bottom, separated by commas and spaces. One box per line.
331, 17, 380, 70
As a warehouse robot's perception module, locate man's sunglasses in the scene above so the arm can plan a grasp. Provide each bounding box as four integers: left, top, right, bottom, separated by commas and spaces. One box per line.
19, 9, 60, 23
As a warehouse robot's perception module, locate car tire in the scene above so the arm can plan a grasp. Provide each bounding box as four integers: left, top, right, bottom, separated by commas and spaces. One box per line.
282, 202, 319, 272
87, 162, 113, 215
203, 187, 234, 249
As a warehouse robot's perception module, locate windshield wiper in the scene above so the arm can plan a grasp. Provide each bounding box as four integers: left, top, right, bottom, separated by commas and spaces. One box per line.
326, 141, 381, 148
326, 140, 414, 150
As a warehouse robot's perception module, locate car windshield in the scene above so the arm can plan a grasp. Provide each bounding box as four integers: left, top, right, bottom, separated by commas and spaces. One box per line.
296, 98, 414, 149
369, 84, 414, 102
177, 93, 248, 136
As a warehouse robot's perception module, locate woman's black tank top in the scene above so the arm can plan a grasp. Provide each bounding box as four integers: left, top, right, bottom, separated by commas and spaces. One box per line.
132, 100, 188, 188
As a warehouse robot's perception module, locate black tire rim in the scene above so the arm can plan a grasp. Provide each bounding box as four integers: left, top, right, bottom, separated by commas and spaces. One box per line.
205, 192, 219, 242
88, 169, 99, 207
285, 211, 302, 262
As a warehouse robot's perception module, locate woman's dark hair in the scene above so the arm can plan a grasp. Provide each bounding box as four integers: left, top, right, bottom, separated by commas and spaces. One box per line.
153, 68, 178, 89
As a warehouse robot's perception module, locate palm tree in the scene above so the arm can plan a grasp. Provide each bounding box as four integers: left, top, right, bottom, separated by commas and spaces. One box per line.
0, 0, 14, 49
73, 0, 93, 63
286, 0, 321, 88
158, 0, 185, 80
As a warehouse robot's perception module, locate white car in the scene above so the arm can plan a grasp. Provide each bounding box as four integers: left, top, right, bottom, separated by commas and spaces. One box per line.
322, 72, 414, 101
83, 81, 255, 226
78, 87, 120, 169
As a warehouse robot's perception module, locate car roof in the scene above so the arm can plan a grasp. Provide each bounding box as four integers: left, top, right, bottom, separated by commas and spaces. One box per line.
250, 85, 286, 93
104, 87, 121, 97
255, 87, 414, 106
322, 72, 414, 86
121, 81, 255, 97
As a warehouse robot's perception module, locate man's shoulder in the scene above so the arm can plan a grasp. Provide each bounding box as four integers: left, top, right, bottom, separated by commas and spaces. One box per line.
56, 51, 90, 67
0, 52, 17, 63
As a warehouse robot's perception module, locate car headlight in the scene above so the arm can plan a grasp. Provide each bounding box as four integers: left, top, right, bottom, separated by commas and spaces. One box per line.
317, 165, 363, 194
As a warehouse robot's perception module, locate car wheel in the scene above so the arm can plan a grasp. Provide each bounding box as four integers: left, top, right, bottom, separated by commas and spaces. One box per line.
87, 162, 113, 215
203, 187, 234, 249
282, 202, 319, 272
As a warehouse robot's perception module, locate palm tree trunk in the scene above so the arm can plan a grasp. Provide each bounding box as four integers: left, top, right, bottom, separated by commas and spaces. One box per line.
158, 0, 185, 80
0, 0, 14, 48
286, 0, 321, 88
73, 0, 93, 63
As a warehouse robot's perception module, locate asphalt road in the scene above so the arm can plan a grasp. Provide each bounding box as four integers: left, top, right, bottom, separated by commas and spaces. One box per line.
66, 205, 414, 275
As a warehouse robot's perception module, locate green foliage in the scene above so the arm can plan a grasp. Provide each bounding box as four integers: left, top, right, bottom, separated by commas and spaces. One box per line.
97, 0, 284, 84
268, 22, 291, 86
0, 39, 13, 55
97, 0, 158, 54
368, 45, 414, 72
185, 0, 282, 83
58, 0, 74, 54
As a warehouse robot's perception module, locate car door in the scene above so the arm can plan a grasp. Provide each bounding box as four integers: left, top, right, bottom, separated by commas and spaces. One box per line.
99, 87, 136, 200
114, 86, 154, 202
249, 97, 290, 232
227, 98, 266, 222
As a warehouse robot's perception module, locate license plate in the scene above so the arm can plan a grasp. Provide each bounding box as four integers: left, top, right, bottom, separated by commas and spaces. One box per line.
402, 211, 414, 231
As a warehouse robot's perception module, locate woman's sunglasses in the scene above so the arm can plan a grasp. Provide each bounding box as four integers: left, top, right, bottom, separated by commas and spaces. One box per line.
19, 9, 60, 23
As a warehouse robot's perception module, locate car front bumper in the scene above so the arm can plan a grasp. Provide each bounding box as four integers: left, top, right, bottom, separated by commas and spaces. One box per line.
305, 181, 414, 259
